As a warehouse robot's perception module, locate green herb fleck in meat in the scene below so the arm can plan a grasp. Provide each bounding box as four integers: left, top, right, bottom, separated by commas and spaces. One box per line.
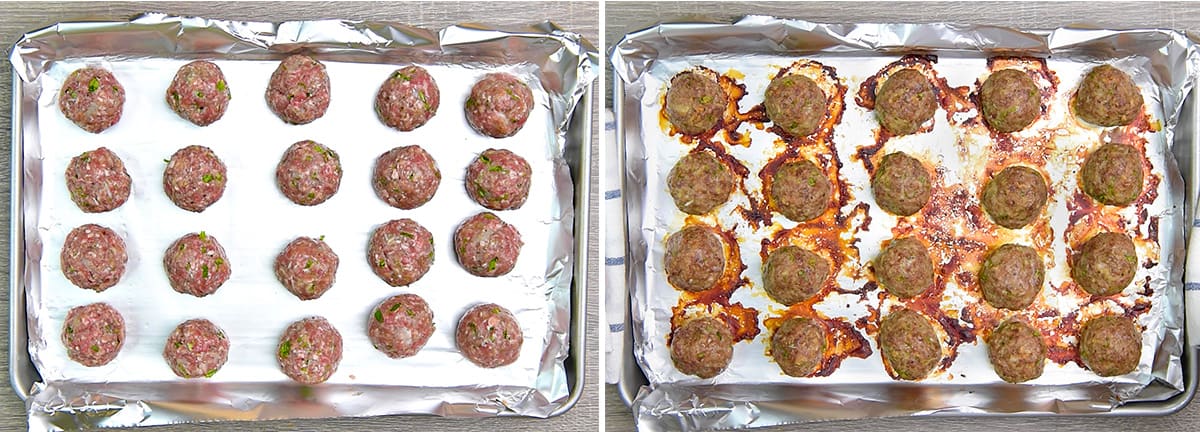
199, 231, 208, 241
418, 90, 430, 111
90, 344, 99, 353
487, 257, 498, 272
204, 368, 217, 378
398, 231, 414, 239
488, 165, 506, 173
377, 258, 386, 267
390, 303, 403, 312
202, 173, 215, 183
279, 340, 291, 358
395, 71, 411, 81
305, 258, 314, 269
374, 309, 384, 323
201, 264, 210, 279
406, 308, 415, 317
196, 91, 204, 98
216, 80, 226, 92
88, 77, 99, 93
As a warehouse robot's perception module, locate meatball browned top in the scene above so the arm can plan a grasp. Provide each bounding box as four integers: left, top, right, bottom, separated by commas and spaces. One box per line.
664, 70, 727, 135
871, 152, 931, 216
978, 244, 1044, 310
1079, 315, 1142, 377
667, 152, 735, 215
771, 159, 831, 223
1072, 232, 1137, 296
765, 74, 828, 137
879, 308, 941, 380
1080, 143, 1144, 207
771, 317, 826, 377
875, 237, 934, 299
1074, 65, 1143, 127
980, 68, 1040, 133
663, 226, 726, 292
987, 318, 1046, 383
981, 166, 1048, 229
763, 246, 829, 305
670, 316, 734, 379
875, 68, 936, 136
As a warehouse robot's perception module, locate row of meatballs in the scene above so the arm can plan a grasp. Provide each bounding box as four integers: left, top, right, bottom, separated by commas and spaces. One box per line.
59, 56, 535, 138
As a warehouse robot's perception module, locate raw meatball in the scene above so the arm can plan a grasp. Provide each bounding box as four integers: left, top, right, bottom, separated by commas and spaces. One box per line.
980, 68, 1040, 133
276, 317, 342, 384
1074, 65, 1143, 127
875, 237, 934, 299
667, 151, 735, 215
871, 152, 931, 216
453, 212, 523, 277
165, 60, 231, 126
763, 246, 829, 305
456, 303, 523, 368
1080, 143, 1144, 207
266, 54, 330, 125
163, 145, 228, 212
368, 219, 435, 287
65, 147, 131, 213
670, 316, 733, 379
465, 149, 532, 211
765, 74, 828, 137
368, 294, 435, 359
879, 308, 940, 380
1072, 232, 1137, 296
61, 224, 127, 292
61, 303, 125, 367
275, 140, 342, 206
275, 236, 339, 300
978, 244, 1043, 310
375, 65, 439, 131
163, 231, 231, 297
981, 165, 1048, 229
771, 317, 826, 377
987, 318, 1046, 383
58, 67, 124, 133
875, 68, 936, 136
1079, 315, 1141, 376
664, 70, 727, 135
162, 318, 229, 379
465, 73, 534, 138
664, 225, 725, 292
771, 159, 831, 223
373, 145, 441, 210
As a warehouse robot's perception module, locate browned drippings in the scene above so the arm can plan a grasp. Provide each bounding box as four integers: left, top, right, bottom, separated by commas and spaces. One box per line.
856, 55, 974, 134
763, 307, 872, 378
667, 221, 760, 345
753, 59, 849, 146
973, 56, 1060, 137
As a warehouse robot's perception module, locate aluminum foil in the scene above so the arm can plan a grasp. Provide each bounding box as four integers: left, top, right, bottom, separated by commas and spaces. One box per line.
10, 13, 595, 430
614, 16, 1198, 431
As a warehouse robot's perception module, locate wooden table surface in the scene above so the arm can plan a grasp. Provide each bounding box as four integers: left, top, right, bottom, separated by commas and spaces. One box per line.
605, 2, 1200, 431
1, 2, 598, 431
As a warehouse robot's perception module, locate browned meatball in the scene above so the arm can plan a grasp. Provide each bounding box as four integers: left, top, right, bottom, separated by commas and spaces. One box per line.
875, 68, 936, 136
1079, 315, 1141, 376
765, 74, 827, 137
871, 152, 931, 216
663, 226, 725, 292
987, 318, 1046, 383
771, 160, 831, 223
771, 317, 826, 377
1072, 232, 1137, 296
879, 308, 940, 380
981, 166, 1048, 229
670, 316, 733, 378
762, 246, 829, 305
978, 244, 1043, 310
875, 237, 933, 299
1080, 143, 1144, 207
980, 68, 1040, 133
664, 70, 727, 134
667, 152, 735, 215
1074, 65, 1143, 127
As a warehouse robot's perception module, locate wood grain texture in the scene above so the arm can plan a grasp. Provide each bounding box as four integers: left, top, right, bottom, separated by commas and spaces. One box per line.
1, 2, 598, 431
605, 1, 1200, 430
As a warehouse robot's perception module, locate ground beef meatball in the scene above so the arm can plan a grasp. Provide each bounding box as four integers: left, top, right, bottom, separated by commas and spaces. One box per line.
987, 318, 1046, 383
670, 316, 734, 379
771, 317, 826, 377
664, 70, 727, 135
664, 225, 725, 292
58, 67, 124, 133
771, 159, 832, 223
266, 54, 330, 125
65, 147, 131, 213
978, 244, 1043, 310
667, 151, 735, 215
163, 145, 227, 212
456, 303, 523, 368
62, 303, 124, 367
166, 60, 231, 126
1080, 143, 1144, 207
875, 237, 934, 299
1079, 315, 1142, 376
1074, 65, 1143, 127
465, 73, 534, 138
879, 308, 940, 380
981, 165, 1048, 229
275, 236, 339, 300
162, 318, 229, 379
276, 317, 342, 384
765, 74, 828, 137
61, 224, 126, 292
453, 212, 523, 277
980, 68, 1040, 133
275, 140, 342, 206
763, 246, 830, 305
376, 65, 439, 131
871, 152, 931, 216
368, 294, 435, 359
163, 231, 231, 297
875, 68, 936, 136
465, 149, 532, 211
368, 219, 434, 286
1072, 232, 1137, 296
373, 145, 441, 210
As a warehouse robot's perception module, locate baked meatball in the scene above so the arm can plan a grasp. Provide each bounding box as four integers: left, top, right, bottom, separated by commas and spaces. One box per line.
61, 224, 127, 292
879, 308, 940, 380
875, 237, 934, 299
980, 68, 1040, 133
978, 244, 1043, 310
465, 73, 534, 138
763, 246, 830, 305
871, 152, 931, 216
1072, 232, 1137, 296
664, 225, 725, 292
664, 70, 727, 135
875, 68, 936, 136
275, 236, 339, 300
65, 147, 131, 213
987, 318, 1046, 383
276, 140, 342, 206
771, 159, 831, 223
163, 231, 231, 297
162, 318, 229, 379
453, 212, 523, 277
163, 145, 228, 213
266, 54, 330, 125
62, 303, 125, 367
670, 316, 733, 379
1074, 65, 1143, 127
667, 151, 735, 215
373, 145, 441, 210
981, 166, 1047, 229
1080, 143, 1144, 207
368, 219, 435, 286
276, 317, 342, 384
456, 303, 523, 368
375, 65, 439, 131
368, 294, 435, 359
166, 60, 231, 126
58, 67, 124, 133
465, 149, 532, 211
765, 74, 828, 137
1079, 315, 1141, 376
771, 317, 826, 377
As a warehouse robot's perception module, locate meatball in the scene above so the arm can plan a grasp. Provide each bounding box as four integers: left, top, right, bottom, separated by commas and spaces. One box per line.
978, 244, 1043, 310
162, 318, 229, 379
165, 60, 231, 126
1080, 143, 1144, 207
765, 74, 828, 137
368, 219, 435, 287
453, 212, 523, 277
879, 308, 940, 380
465, 149, 532, 211
664, 70, 727, 135
373, 145, 441, 210
61, 224, 127, 292
771, 317, 826, 377
874, 237, 934, 299
163, 145, 228, 212
275, 236, 339, 300
275, 140, 342, 206
871, 152, 931, 216
163, 231, 231, 297
61, 303, 125, 367
980, 68, 1040, 133
663, 225, 726, 292
1079, 315, 1142, 376
875, 68, 936, 136
763, 246, 830, 305
1074, 65, 1143, 127
276, 317, 342, 384
1072, 232, 1137, 296
981, 165, 1048, 229
58, 67, 124, 133
375, 65, 440, 131
667, 151, 735, 215
368, 294, 435, 359
771, 159, 831, 223
987, 318, 1046, 383
465, 73, 534, 138
456, 303, 523, 368
670, 316, 733, 379
65, 147, 131, 213
266, 54, 330, 125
